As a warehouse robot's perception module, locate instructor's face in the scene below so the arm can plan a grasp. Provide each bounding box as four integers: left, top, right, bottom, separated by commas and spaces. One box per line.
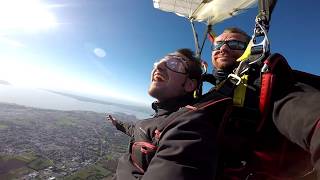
148, 54, 189, 102
212, 32, 247, 70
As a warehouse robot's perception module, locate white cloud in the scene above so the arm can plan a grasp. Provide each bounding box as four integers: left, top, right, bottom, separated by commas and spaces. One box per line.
93, 48, 106, 58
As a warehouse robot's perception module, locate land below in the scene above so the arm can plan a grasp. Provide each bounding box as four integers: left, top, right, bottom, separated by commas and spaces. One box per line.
0, 102, 138, 179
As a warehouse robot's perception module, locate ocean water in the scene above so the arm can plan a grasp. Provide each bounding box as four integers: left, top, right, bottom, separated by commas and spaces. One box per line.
0, 85, 152, 119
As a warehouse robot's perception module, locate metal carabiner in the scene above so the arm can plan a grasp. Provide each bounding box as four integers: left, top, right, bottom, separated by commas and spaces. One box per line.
249, 20, 270, 65
227, 74, 242, 86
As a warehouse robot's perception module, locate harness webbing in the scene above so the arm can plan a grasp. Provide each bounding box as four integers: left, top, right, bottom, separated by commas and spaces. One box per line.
215, 54, 286, 132
233, 75, 249, 107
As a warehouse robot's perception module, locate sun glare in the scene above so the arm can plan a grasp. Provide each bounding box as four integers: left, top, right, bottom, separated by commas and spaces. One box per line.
0, 0, 58, 32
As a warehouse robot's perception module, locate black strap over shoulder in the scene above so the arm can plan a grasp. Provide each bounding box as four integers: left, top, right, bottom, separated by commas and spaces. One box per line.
130, 92, 233, 173
154, 91, 232, 141
205, 53, 298, 132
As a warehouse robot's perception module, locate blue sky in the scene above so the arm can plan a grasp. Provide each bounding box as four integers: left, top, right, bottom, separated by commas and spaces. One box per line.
0, 0, 319, 106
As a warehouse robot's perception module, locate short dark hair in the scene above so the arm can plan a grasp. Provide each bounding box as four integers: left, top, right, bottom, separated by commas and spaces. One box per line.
222, 27, 251, 44
175, 48, 203, 84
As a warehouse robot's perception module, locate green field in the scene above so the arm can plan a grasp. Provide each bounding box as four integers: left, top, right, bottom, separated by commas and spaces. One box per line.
0, 155, 35, 179
0, 153, 116, 179
3, 167, 34, 179
64, 162, 112, 180
0, 153, 53, 179
27, 157, 53, 170
0, 123, 8, 130
16, 152, 38, 162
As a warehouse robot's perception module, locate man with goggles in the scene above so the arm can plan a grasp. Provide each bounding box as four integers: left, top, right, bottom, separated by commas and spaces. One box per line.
150, 51, 204, 101
110, 48, 232, 180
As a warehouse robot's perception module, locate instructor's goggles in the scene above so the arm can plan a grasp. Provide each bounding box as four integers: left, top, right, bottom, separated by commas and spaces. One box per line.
213, 40, 247, 51
154, 55, 189, 74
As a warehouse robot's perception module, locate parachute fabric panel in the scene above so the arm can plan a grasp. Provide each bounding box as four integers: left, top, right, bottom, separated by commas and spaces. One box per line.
153, 0, 258, 25
153, 0, 203, 18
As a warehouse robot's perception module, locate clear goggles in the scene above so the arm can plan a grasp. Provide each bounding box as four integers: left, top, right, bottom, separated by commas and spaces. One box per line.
153, 55, 189, 74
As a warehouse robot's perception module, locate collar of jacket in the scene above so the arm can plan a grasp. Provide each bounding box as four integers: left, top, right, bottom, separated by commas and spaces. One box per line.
213, 69, 232, 85
151, 95, 194, 117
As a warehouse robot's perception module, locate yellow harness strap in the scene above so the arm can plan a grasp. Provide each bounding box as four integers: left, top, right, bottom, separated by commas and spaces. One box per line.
237, 40, 253, 62
233, 74, 248, 107
232, 39, 253, 106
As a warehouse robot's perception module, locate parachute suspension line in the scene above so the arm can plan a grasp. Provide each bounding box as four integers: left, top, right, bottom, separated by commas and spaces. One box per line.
258, 0, 270, 19
255, 0, 270, 36
237, 0, 272, 66
198, 24, 212, 58
190, 20, 200, 58
188, 0, 211, 59
234, 0, 273, 77
250, 22, 270, 66
190, 22, 211, 97
229, 0, 276, 87
190, 19, 212, 97
189, 21, 211, 59
189, 20, 202, 97
249, 0, 272, 66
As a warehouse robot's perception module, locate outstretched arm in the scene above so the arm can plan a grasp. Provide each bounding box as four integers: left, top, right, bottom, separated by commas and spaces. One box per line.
106, 114, 135, 137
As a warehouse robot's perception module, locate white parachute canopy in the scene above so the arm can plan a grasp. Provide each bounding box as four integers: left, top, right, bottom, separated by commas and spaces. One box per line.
153, 0, 258, 25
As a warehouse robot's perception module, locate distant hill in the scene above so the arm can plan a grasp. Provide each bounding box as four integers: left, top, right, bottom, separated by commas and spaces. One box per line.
0, 85, 152, 119
44, 89, 151, 115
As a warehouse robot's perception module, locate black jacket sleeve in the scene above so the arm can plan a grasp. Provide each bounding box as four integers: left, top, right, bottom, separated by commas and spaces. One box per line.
114, 120, 135, 137
273, 82, 320, 174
